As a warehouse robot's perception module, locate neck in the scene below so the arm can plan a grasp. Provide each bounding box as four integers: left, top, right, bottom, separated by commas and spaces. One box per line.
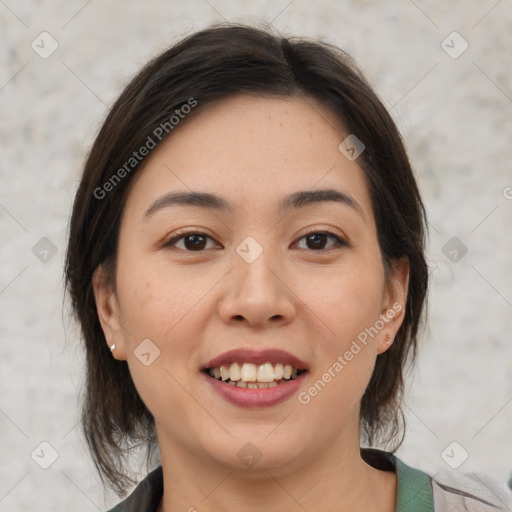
156, 433, 396, 512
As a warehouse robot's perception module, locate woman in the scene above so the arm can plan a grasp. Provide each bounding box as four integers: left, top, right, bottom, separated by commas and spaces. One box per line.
65, 23, 511, 512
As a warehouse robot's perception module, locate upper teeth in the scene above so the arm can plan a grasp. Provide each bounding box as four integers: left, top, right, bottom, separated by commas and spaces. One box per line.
208, 362, 299, 383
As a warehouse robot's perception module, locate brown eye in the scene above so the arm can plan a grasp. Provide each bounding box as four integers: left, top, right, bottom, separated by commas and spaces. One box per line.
306, 233, 328, 250
182, 234, 208, 251
164, 232, 219, 251
296, 231, 347, 251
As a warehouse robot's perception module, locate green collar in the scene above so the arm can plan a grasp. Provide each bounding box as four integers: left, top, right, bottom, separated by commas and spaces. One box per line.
361, 448, 434, 512
394, 455, 435, 511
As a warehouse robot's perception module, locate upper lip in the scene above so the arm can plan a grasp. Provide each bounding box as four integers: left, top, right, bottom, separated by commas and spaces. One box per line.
201, 348, 309, 371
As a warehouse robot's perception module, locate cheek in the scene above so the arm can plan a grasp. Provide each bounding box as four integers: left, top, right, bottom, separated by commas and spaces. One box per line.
303, 258, 385, 346
296, 257, 385, 410
116, 265, 203, 429
118, 279, 172, 340
115, 253, 205, 342
114, 254, 219, 390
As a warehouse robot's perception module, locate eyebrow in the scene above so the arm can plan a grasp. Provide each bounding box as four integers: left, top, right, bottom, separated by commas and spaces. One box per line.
143, 188, 364, 221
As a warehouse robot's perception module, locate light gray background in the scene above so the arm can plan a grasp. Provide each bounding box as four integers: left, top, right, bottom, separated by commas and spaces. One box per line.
1, 1, 511, 510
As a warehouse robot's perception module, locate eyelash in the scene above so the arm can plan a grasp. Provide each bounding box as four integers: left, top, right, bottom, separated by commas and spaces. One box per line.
163, 228, 348, 252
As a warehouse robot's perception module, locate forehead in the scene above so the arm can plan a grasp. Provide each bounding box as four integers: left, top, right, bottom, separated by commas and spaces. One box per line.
122, 94, 374, 222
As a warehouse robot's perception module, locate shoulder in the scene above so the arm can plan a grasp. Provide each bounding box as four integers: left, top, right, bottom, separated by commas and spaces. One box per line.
362, 449, 512, 511
430, 469, 512, 511
106, 466, 163, 512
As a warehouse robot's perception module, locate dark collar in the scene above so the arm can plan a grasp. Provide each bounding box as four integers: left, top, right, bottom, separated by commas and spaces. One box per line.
107, 465, 163, 512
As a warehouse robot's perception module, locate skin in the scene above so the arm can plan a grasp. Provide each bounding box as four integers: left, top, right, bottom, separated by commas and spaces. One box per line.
93, 94, 409, 512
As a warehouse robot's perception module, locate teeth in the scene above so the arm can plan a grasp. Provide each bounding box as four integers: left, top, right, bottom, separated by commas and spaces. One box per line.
241, 363, 257, 382
257, 363, 275, 382
228, 362, 241, 381
207, 362, 303, 384
236, 381, 273, 389
219, 365, 230, 381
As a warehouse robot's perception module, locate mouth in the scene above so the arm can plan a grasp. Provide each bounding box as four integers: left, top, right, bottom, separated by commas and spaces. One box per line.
200, 348, 309, 401
203, 362, 307, 389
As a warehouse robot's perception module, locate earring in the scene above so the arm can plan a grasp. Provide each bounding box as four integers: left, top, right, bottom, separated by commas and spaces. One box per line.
110, 344, 116, 352
384, 334, 391, 344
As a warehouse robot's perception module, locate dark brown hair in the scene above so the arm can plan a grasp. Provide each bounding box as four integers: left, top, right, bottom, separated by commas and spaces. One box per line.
65, 22, 428, 496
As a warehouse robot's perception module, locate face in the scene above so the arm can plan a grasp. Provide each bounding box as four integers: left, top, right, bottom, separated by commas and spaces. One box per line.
93, 94, 408, 476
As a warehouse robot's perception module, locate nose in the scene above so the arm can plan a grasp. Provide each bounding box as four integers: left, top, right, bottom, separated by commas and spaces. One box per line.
218, 246, 296, 328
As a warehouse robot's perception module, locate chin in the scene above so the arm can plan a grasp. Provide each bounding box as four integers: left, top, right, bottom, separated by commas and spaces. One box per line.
198, 426, 307, 474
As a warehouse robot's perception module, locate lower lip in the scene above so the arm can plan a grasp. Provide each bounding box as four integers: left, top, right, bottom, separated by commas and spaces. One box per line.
202, 372, 307, 408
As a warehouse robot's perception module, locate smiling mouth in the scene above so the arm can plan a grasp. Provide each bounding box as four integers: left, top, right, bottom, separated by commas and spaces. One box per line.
203, 362, 307, 389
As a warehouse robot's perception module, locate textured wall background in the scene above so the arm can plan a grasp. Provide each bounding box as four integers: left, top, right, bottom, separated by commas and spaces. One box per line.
1, 1, 511, 510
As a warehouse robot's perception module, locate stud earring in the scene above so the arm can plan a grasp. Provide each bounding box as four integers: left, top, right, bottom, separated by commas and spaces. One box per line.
384, 334, 391, 344
110, 344, 116, 352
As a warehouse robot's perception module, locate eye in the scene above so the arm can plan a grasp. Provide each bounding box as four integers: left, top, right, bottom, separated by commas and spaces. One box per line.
163, 230, 220, 252
163, 229, 348, 252
295, 230, 348, 251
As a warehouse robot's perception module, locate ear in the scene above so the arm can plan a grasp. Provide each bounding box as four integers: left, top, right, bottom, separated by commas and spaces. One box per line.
377, 257, 410, 355
92, 265, 128, 360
